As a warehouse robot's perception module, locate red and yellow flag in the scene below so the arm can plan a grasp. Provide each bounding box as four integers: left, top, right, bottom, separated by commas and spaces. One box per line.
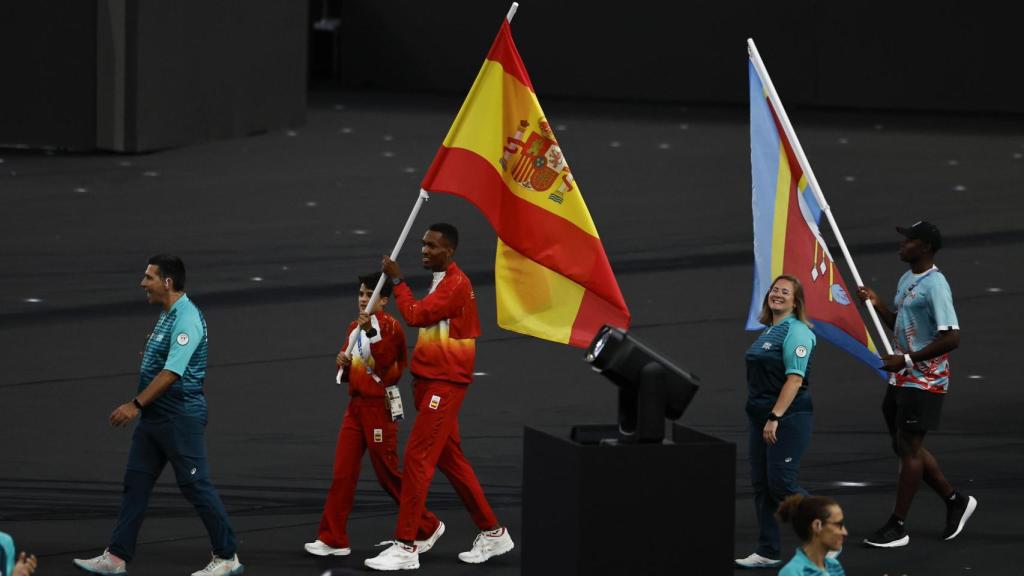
421, 19, 630, 347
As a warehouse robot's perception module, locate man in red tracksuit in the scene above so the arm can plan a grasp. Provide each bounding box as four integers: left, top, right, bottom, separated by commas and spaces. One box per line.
305, 273, 444, 558
365, 223, 514, 571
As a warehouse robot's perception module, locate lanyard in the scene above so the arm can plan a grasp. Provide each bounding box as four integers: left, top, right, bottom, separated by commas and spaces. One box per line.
898, 267, 936, 310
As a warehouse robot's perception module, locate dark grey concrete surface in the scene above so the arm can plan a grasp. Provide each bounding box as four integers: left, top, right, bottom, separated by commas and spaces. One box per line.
2, 92, 1023, 575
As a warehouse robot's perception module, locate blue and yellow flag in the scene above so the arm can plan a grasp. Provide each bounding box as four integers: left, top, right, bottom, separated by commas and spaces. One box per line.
746, 60, 881, 373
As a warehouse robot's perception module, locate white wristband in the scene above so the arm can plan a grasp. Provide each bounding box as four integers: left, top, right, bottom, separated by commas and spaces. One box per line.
904, 353, 914, 371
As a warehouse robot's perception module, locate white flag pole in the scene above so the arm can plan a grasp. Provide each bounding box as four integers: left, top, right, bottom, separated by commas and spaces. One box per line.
337, 188, 431, 383
506, 2, 519, 22
746, 38, 893, 356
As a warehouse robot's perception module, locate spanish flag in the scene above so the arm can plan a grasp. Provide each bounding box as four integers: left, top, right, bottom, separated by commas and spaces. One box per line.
421, 19, 630, 347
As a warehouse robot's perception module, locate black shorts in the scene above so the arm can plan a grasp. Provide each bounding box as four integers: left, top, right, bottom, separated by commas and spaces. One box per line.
883, 385, 945, 433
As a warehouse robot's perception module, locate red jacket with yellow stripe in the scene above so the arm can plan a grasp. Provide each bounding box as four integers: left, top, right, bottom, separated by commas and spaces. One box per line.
337, 311, 407, 398
393, 262, 480, 385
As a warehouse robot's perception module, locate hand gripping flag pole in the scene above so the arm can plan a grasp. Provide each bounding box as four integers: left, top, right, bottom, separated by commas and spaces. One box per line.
336, 189, 430, 383
747, 38, 893, 356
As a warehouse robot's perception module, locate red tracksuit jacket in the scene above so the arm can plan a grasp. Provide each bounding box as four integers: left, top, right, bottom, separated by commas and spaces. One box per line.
393, 262, 480, 385
338, 311, 407, 397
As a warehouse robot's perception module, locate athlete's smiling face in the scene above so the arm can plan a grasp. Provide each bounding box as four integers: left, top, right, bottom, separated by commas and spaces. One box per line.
768, 278, 796, 318
140, 264, 171, 305
421, 230, 454, 272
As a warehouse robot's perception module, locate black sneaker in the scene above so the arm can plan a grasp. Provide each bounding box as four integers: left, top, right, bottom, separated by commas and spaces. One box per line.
943, 494, 978, 540
864, 518, 910, 548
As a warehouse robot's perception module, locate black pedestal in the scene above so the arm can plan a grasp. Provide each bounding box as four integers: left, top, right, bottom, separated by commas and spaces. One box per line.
522, 424, 735, 575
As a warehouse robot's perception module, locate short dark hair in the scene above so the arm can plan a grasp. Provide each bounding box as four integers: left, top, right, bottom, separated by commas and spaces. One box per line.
776, 494, 840, 542
148, 254, 186, 291
428, 222, 459, 250
358, 272, 392, 298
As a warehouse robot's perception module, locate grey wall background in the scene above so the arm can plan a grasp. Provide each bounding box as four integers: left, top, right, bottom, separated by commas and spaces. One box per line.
333, 0, 1018, 114
0, 0, 1017, 151
0, 0, 307, 152
129, 0, 307, 151
0, 1, 98, 149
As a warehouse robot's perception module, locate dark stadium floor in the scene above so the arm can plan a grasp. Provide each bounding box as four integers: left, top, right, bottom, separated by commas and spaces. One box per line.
2, 90, 1023, 575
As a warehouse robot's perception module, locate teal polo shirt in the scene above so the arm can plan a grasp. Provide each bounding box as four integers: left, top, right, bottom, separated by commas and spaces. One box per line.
778, 547, 845, 576
139, 294, 209, 421
745, 315, 816, 419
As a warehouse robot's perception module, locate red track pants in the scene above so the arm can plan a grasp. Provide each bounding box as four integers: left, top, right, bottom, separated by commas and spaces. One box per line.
317, 396, 440, 548
394, 379, 499, 542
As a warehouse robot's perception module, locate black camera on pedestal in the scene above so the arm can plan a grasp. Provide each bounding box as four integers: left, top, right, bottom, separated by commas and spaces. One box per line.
579, 325, 700, 443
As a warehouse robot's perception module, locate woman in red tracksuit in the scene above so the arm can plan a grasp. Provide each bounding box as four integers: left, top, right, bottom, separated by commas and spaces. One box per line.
304, 274, 444, 557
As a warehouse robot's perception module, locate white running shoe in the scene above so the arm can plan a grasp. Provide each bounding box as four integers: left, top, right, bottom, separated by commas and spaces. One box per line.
73, 549, 127, 575
414, 521, 445, 555
191, 553, 244, 576
364, 541, 419, 571
734, 553, 782, 568
304, 540, 352, 556
457, 527, 514, 564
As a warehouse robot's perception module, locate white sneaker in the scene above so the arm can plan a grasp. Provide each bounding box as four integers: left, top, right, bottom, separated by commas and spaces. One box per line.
304, 539, 351, 556
457, 527, 514, 564
364, 541, 419, 571
73, 549, 127, 575
414, 521, 445, 555
734, 553, 782, 568
191, 553, 244, 576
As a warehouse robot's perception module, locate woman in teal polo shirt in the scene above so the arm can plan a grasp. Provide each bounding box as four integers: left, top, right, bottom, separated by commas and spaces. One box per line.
776, 494, 847, 575
735, 275, 817, 569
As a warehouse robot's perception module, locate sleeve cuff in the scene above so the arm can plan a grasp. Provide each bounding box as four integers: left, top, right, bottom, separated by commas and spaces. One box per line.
162, 366, 185, 377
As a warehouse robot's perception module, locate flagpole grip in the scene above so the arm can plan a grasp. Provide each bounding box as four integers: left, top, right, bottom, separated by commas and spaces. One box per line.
337, 189, 431, 383
747, 38, 894, 357
506, 2, 519, 22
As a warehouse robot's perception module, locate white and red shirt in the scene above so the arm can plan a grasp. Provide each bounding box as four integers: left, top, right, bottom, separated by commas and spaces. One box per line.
393, 262, 480, 385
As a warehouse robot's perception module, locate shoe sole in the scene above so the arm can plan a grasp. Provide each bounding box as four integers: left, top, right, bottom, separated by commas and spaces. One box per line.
458, 540, 514, 564
944, 496, 978, 541
415, 521, 445, 555
73, 561, 127, 575
304, 544, 351, 557
734, 561, 782, 569
363, 560, 420, 571
191, 565, 244, 576
864, 535, 910, 548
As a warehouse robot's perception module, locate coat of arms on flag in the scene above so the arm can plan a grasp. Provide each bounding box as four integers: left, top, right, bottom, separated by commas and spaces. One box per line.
500, 118, 575, 204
